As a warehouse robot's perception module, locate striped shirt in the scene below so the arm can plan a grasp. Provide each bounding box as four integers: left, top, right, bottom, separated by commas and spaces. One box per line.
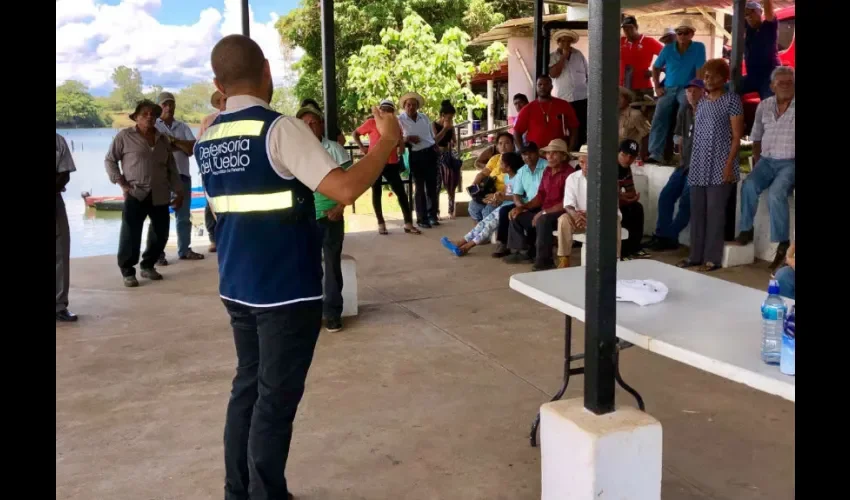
751, 96, 795, 160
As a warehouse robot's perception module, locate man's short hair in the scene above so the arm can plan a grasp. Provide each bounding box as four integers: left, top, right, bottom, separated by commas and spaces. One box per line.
771, 65, 795, 82
211, 35, 267, 91
513, 93, 529, 103
537, 74, 552, 82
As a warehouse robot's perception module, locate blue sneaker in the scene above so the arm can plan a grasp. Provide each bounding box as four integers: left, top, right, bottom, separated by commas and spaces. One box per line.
440, 237, 462, 256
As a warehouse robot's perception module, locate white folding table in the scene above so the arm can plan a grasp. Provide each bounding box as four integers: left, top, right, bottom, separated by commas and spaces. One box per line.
510, 259, 795, 446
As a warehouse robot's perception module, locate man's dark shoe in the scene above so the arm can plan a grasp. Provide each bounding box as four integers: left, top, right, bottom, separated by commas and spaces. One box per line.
326, 317, 343, 333
735, 229, 754, 246
417, 221, 432, 229
769, 241, 790, 272
123, 276, 139, 288
649, 236, 679, 251
429, 218, 441, 226
532, 260, 555, 272
179, 249, 205, 260
491, 243, 510, 258
646, 156, 665, 165
141, 268, 164, 281
56, 309, 78, 322
157, 253, 169, 266
503, 252, 533, 264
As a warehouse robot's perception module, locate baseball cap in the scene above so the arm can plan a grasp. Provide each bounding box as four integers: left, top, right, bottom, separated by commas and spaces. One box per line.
745, 1, 763, 12
621, 16, 637, 28
685, 79, 705, 89
619, 139, 640, 156
660, 27, 676, 39
520, 142, 539, 154
156, 91, 176, 105
378, 99, 395, 110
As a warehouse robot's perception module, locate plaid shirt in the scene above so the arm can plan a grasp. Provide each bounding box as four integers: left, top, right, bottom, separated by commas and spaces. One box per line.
751, 96, 795, 160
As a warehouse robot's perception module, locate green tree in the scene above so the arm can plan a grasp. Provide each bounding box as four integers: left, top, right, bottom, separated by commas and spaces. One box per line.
271, 86, 299, 116
277, 0, 515, 130
56, 80, 108, 128
347, 14, 503, 122
174, 82, 217, 125
144, 85, 164, 102
111, 66, 144, 109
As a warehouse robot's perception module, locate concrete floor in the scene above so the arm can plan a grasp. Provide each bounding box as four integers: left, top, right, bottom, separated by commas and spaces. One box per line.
56, 212, 794, 500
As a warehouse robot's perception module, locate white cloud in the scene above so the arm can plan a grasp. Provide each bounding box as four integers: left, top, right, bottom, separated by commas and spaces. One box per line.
55, 0, 302, 94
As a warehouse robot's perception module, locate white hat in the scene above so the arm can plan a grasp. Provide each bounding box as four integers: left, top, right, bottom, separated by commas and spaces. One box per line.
552, 29, 579, 44
399, 92, 425, 110
660, 27, 676, 39
676, 18, 697, 33
616, 279, 669, 307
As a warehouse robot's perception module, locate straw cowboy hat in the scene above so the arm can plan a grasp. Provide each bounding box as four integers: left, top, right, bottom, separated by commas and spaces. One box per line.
676, 18, 697, 33
399, 92, 425, 110
129, 99, 162, 121
552, 29, 579, 44
540, 138, 570, 154
618, 86, 636, 102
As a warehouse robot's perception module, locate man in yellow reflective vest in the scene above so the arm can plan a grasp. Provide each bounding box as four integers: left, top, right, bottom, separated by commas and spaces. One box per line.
196, 35, 400, 500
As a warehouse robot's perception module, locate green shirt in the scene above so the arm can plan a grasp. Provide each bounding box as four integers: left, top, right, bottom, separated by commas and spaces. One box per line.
314, 138, 352, 219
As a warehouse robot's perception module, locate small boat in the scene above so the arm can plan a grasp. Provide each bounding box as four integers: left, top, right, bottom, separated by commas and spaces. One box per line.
81, 187, 207, 212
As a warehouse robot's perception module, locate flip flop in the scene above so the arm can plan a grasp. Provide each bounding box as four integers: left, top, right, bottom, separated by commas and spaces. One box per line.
378, 225, 388, 235
440, 237, 463, 257
676, 259, 700, 269
699, 262, 722, 273
404, 226, 421, 235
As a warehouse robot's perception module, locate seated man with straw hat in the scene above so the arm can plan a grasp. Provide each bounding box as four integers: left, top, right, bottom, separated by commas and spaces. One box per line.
618, 86, 650, 149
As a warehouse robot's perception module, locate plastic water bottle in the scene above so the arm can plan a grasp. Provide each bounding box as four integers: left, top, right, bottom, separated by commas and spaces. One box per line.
760, 280, 787, 364
781, 305, 795, 375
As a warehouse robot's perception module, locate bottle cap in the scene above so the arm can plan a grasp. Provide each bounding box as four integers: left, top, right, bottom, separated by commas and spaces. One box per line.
767, 279, 780, 295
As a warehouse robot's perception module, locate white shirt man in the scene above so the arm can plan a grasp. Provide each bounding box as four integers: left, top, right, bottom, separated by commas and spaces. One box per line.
555, 157, 622, 267
155, 117, 196, 178
397, 112, 436, 152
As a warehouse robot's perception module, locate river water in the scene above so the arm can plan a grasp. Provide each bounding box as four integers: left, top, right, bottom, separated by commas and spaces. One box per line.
57, 128, 203, 258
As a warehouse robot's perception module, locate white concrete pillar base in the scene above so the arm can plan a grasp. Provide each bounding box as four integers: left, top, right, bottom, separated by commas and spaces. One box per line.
540, 399, 662, 500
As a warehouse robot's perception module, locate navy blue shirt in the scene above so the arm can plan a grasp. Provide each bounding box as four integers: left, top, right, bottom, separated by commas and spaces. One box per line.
744, 18, 780, 80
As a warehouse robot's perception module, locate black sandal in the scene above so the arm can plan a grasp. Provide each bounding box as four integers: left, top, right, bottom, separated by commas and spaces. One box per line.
699, 262, 722, 273
404, 226, 421, 235
676, 259, 700, 269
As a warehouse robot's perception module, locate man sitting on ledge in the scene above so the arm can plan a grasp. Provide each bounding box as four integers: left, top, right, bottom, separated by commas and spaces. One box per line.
504, 139, 577, 271
556, 152, 623, 268
735, 66, 795, 271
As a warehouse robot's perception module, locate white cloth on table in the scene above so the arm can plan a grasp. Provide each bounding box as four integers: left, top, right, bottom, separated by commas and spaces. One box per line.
616, 279, 668, 306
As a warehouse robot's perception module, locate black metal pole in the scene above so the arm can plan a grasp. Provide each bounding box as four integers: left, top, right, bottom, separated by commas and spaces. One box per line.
532, 0, 544, 90
241, 0, 250, 37
320, 0, 338, 140
729, 0, 746, 92
583, 0, 620, 416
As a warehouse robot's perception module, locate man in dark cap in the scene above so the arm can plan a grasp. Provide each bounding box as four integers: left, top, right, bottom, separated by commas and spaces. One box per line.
198, 34, 400, 500
616, 138, 648, 259
104, 100, 184, 287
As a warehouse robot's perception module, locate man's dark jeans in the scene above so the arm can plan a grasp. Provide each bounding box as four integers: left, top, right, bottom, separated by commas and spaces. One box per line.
222, 299, 323, 500
508, 209, 560, 265
117, 193, 170, 277
205, 204, 216, 243
318, 217, 345, 321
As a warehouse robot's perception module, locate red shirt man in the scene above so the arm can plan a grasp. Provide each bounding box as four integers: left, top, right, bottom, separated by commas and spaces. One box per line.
513, 75, 579, 152
619, 17, 664, 94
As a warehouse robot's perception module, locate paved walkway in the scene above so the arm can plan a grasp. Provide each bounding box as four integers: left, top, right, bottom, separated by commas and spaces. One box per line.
56, 213, 794, 500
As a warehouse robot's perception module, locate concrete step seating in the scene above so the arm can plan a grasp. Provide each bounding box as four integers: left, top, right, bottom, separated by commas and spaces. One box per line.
322, 254, 358, 318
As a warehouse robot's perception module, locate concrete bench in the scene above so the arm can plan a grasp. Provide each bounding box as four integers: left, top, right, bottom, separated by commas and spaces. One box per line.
322, 254, 358, 318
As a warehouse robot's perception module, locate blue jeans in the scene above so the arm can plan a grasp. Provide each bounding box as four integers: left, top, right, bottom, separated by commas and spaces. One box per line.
468, 199, 497, 223
655, 167, 691, 241
176, 175, 193, 257
648, 87, 687, 160
774, 265, 795, 300
738, 157, 795, 242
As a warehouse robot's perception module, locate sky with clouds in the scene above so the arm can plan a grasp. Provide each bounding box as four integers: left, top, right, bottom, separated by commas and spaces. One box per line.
56, 0, 302, 95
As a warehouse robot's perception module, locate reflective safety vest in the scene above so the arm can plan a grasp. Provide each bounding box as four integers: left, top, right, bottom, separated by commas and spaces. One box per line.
195, 105, 322, 307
